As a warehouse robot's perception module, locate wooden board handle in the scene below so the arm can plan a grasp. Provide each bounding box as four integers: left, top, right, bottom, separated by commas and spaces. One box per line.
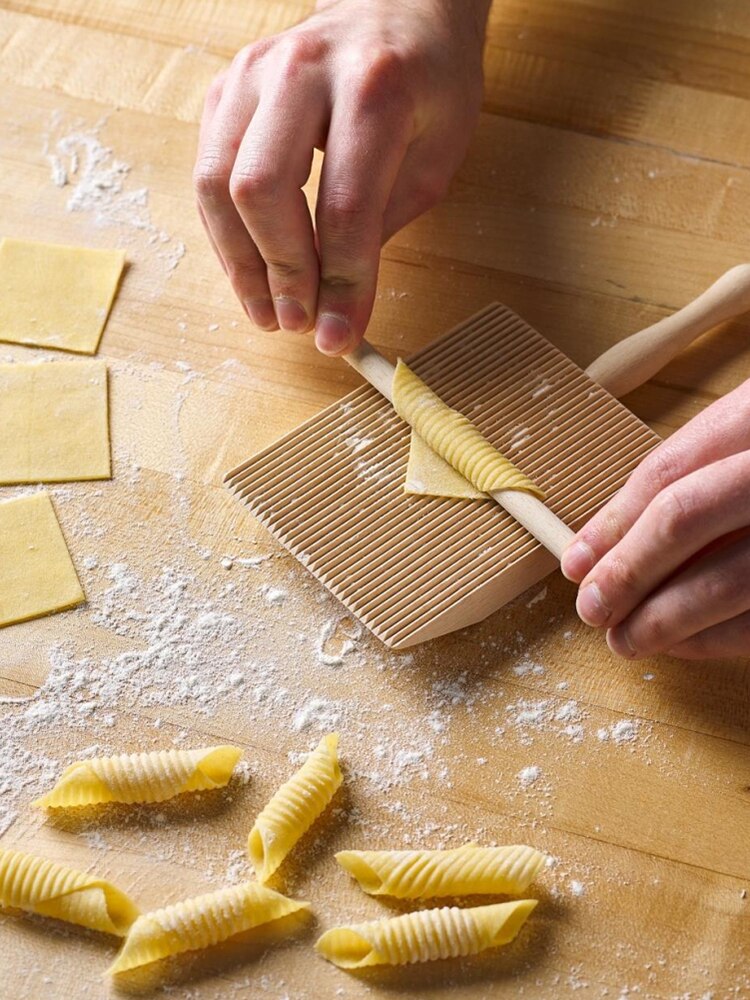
585, 264, 750, 397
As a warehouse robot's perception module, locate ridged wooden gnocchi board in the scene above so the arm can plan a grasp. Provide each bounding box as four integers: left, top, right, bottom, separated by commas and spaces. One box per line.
225, 304, 660, 648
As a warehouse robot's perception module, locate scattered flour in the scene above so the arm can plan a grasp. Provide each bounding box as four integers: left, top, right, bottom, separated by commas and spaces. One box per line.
292, 697, 343, 733
263, 586, 287, 605
518, 765, 542, 788
598, 720, 639, 745
525, 586, 548, 608
42, 114, 185, 285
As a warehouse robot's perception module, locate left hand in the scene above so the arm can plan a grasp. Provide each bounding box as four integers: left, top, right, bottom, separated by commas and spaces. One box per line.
560, 379, 750, 660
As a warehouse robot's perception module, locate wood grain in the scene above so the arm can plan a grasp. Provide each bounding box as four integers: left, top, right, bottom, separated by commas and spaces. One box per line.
0, 1, 748, 998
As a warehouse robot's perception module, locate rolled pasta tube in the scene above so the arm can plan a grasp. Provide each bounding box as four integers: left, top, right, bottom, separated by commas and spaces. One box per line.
248, 733, 342, 883
316, 899, 537, 968
0, 848, 139, 936
392, 360, 543, 498
335, 843, 546, 898
33, 745, 242, 808
109, 882, 308, 974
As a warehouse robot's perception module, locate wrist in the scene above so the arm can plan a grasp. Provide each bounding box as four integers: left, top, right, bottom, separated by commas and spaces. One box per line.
415, 0, 492, 49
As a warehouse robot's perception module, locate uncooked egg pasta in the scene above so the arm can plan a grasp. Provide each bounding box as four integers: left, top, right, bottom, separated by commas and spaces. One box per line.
392, 360, 543, 497
33, 745, 242, 808
248, 733, 342, 882
109, 882, 308, 974
315, 898, 537, 968
0, 847, 139, 935
335, 843, 546, 898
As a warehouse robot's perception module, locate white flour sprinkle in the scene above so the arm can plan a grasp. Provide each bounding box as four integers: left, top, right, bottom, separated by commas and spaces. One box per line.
525, 586, 547, 608
292, 697, 343, 733
263, 586, 287, 605
317, 619, 358, 666
598, 720, 638, 745
0, 809, 17, 837
518, 765, 541, 788
42, 114, 185, 285
513, 657, 545, 677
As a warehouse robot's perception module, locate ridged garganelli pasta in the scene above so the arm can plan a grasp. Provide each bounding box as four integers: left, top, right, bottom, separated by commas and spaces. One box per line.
392, 360, 543, 497
109, 882, 308, 974
335, 843, 546, 898
316, 899, 537, 967
33, 745, 242, 808
0, 848, 139, 935
248, 733, 342, 883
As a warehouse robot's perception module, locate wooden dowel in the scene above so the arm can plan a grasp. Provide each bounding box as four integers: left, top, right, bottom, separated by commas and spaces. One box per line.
586, 264, 750, 397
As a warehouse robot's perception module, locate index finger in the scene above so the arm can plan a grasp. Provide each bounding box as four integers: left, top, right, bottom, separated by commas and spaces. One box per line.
561, 379, 750, 582
314, 56, 416, 354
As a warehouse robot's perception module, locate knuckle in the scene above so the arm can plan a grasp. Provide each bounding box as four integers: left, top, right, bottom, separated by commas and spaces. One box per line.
651, 487, 694, 546
233, 39, 273, 74
277, 31, 328, 79
697, 567, 734, 607
603, 551, 641, 600
224, 256, 264, 285
322, 191, 371, 234
229, 168, 280, 208
320, 271, 361, 290
632, 606, 668, 653
353, 47, 410, 107
640, 444, 679, 494
264, 257, 306, 280
193, 163, 229, 203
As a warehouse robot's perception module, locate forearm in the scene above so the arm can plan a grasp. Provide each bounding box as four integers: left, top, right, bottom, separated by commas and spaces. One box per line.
315, 0, 493, 39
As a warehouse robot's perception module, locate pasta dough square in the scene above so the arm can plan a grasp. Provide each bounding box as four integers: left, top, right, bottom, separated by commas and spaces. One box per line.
0, 492, 84, 627
0, 361, 110, 484
0, 238, 125, 354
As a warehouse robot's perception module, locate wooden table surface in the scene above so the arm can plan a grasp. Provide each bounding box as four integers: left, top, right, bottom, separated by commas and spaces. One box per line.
1, 1, 749, 997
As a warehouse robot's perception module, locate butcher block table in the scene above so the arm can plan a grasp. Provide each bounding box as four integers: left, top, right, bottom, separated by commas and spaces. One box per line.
1, 1, 749, 997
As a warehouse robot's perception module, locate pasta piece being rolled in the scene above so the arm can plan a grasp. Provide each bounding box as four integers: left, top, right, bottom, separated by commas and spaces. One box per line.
392, 360, 543, 498
33, 745, 242, 808
248, 733, 342, 883
336, 843, 546, 898
316, 899, 537, 968
109, 882, 308, 974
0, 847, 139, 935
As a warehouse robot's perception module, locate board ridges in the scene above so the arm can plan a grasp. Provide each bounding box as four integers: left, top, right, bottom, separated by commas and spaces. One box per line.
225, 304, 659, 648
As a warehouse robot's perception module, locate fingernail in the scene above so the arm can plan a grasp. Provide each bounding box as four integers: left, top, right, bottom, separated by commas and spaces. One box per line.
576, 582, 610, 627
315, 313, 352, 355
275, 296, 309, 333
607, 625, 637, 658
561, 541, 595, 582
245, 298, 278, 331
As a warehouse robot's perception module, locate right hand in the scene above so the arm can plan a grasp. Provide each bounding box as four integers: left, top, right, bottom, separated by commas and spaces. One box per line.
194, 0, 490, 355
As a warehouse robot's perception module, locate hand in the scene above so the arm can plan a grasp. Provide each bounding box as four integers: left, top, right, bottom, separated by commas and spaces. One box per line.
560, 380, 750, 660
194, 0, 489, 355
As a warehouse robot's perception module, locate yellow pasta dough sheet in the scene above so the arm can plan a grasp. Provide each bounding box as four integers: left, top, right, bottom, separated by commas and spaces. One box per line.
0, 361, 110, 484
0, 237, 125, 354
392, 360, 543, 500
0, 492, 84, 628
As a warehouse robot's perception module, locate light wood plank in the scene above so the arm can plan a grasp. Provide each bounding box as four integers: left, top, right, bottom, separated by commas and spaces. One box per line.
0, 3, 748, 998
